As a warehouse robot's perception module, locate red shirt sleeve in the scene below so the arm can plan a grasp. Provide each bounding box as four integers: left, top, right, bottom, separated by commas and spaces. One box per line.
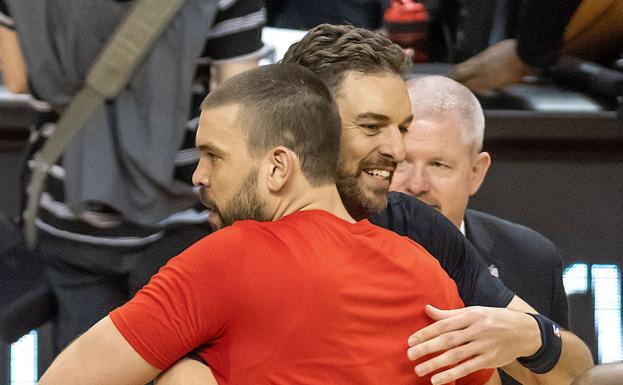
109, 226, 245, 370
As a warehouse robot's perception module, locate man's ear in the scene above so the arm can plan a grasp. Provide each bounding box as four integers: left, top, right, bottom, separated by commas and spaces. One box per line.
469, 151, 491, 196
266, 146, 297, 193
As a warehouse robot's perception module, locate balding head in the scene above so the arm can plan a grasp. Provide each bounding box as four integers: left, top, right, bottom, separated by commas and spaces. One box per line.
407, 76, 485, 153
390, 75, 491, 228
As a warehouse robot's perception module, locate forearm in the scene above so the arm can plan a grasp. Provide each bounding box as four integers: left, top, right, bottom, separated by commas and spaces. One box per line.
39, 317, 161, 385
543, 330, 594, 383
503, 331, 593, 385
505, 296, 594, 385
405, 287, 592, 385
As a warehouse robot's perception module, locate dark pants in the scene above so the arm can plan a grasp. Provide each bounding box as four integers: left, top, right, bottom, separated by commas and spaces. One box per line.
39, 224, 210, 355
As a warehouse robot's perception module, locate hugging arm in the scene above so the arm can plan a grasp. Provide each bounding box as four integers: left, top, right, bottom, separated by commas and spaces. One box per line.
408, 297, 593, 385
40, 229, 242, 385
38, 317, 161, 385
378, 193, 593, 384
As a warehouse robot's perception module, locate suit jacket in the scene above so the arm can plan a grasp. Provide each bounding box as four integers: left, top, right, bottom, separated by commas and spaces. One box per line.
464, 209, 569, 327
465, 209, 569, 385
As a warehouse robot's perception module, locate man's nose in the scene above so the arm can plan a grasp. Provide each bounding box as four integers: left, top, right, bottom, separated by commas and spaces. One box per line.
192, 159, 210, 187
379, 126, 406, 162
406, 167, 430, 196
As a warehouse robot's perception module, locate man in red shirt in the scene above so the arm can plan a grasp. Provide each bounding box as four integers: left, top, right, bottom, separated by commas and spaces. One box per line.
39, 63, 498, 385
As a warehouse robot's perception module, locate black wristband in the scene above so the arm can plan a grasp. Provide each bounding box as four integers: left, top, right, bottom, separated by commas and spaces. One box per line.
517, 313, 563, 374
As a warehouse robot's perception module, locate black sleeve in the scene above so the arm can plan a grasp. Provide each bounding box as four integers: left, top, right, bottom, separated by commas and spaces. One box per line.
515, 0, 581, 68
550, 247, 570, 329
371, 192, 515, 307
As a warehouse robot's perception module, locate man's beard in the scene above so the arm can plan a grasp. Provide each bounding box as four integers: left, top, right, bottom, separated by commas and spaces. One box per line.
336, 161, 389, 220
217, 171, 266, 229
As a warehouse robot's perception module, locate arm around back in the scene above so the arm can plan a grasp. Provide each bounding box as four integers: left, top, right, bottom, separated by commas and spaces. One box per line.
407, 295, 593, 385
38, 316, 161, 385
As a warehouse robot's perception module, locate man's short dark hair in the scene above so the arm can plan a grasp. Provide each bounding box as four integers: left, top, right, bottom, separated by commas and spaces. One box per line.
282, 24, 411, 93
201, 63, 341, 185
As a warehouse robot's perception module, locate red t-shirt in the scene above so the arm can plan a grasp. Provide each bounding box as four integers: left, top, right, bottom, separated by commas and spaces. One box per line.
110, 210, 493, 384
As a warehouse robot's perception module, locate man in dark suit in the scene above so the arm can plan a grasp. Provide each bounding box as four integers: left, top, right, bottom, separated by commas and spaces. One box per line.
464, 210, 568, 327
390, 75, 569, 385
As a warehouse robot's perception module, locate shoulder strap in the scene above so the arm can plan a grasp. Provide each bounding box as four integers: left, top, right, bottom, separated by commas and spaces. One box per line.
23, 0, 186, 248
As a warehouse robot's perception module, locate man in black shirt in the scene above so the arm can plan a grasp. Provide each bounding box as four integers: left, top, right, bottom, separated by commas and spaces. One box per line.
285, 25, 592, 385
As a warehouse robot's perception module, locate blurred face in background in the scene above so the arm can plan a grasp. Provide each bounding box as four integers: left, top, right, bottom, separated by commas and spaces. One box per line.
334, 71, 413, 219
390, 111, 490, 228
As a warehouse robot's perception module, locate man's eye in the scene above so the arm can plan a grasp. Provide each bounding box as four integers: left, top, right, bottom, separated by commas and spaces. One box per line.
432, 162, 448, 168
360, 124, 381, 131
399, 125, 409, 134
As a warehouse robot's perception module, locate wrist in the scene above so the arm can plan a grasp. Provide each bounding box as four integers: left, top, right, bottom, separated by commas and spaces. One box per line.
517, 313, 563, 374
522, 312, 543, 358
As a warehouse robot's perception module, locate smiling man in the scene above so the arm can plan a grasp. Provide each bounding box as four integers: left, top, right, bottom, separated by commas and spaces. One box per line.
38, 63, 499, 385
332, 70, 413, 219
282, 25, 591, 385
